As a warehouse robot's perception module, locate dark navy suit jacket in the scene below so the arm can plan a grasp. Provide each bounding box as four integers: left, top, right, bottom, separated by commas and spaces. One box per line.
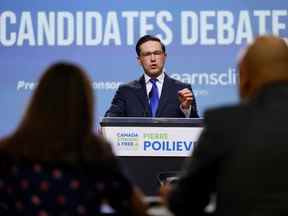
105, 74, 199, 118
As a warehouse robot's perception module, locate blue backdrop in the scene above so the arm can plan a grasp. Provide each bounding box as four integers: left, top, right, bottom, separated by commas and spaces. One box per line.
1, 1, 287, 136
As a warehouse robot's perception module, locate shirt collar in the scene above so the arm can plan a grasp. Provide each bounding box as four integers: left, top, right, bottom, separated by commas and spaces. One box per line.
144, 72, 165, 84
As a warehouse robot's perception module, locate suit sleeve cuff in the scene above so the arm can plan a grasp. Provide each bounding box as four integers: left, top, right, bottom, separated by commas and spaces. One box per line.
180, 105, 191, 118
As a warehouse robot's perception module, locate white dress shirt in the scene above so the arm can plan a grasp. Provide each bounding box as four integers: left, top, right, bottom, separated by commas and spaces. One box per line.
144, 72, 165, 98
144, 72, 191, 118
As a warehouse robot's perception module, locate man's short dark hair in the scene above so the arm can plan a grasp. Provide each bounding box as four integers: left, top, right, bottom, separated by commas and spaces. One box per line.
135, 35, 166, 57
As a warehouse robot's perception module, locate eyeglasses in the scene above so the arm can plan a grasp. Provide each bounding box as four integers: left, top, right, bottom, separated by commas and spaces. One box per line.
140, 50, 164, 58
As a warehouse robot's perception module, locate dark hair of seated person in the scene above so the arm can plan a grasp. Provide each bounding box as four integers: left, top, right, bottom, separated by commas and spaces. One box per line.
0, 62, 148, 216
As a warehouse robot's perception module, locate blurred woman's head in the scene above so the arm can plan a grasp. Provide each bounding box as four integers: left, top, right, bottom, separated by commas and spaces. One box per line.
22, 62, 94, 139
1, 62, 112, 162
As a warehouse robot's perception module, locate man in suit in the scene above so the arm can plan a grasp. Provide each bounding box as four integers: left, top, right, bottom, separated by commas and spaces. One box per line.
105, 35, 199, 118
161, 36, 288, 216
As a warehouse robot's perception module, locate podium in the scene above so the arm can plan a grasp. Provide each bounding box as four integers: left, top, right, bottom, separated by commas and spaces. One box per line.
100, 117, 203, 195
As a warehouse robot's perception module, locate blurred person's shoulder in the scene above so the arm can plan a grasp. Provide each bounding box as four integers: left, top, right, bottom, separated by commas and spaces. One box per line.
203, 103, 251, 131
83, 134, 116, 163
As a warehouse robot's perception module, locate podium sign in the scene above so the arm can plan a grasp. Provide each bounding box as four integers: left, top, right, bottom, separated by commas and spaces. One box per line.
101, 117, 203, 157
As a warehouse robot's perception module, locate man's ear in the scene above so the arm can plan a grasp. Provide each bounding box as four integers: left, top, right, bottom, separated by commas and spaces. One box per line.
137, 56, 142, 66
162, 53, 167, 63
163, 53, 167, 60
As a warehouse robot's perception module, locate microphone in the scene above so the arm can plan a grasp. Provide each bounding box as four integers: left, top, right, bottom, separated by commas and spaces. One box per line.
143, 109, 148, 117
143, 106, 150, 117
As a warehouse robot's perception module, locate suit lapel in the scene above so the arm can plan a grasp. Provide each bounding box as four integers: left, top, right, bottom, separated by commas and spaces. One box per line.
134, 75, 152, 117
156, 74, 171, 117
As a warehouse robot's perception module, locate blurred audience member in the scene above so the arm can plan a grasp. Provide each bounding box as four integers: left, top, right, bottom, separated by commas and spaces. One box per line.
162, 35, 288, 216
0, 62, 148, 215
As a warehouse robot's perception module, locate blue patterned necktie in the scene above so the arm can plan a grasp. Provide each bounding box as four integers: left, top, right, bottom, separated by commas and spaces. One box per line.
149, 79, 159, 117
